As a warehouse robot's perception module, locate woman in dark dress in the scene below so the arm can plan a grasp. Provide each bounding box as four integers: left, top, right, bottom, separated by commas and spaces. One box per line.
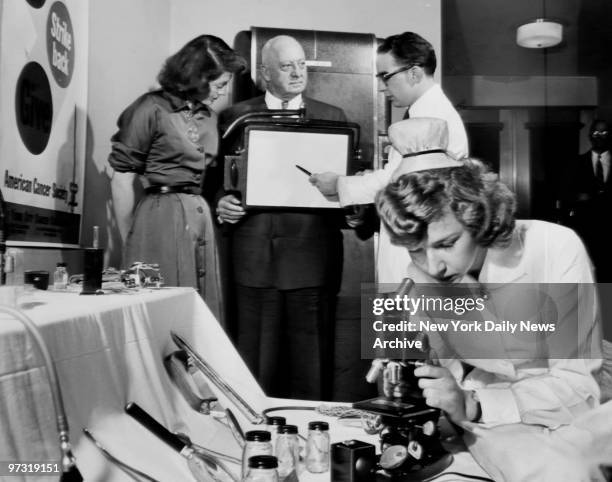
108, 35, 245, 324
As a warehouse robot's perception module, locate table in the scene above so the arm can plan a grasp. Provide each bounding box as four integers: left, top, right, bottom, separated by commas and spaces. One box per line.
0, 286, 488, 481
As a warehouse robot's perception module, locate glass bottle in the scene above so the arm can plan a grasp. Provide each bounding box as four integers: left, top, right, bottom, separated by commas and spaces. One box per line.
265, 416, 286, 451
53, 262, 69, 290
244, 455, 279, 482
275, 425, 300, 479
242, 431, 273, 479
305, 421, 330, 473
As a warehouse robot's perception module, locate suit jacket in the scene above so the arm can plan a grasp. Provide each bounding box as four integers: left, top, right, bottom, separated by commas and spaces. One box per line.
218, 95, 347, 290
573, 151, 612, 196
562, 150, 612, 280
563, 151, 611, 222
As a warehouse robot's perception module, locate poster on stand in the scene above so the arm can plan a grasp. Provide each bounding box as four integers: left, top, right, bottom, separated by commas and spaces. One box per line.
0, 0, 87, 247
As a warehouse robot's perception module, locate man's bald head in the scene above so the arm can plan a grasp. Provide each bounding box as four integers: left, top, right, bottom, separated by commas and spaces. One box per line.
261, 35, 307, 100
262, 35, 304, 66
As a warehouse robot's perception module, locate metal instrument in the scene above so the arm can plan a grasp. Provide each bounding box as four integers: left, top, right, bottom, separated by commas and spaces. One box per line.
174, 432, 241, 466
125, 402, 238, 482
170, 332, 265, 424
164, 350, 221, 415
0, 305, 82, 481
83, 428, 160, 482
224, 408, 246, 449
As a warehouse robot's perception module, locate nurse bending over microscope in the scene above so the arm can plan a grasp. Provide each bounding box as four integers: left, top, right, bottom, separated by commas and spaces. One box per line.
367, 118, 609, 481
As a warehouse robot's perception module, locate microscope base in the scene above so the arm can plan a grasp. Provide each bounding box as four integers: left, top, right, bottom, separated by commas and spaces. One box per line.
376, 452, 453, 481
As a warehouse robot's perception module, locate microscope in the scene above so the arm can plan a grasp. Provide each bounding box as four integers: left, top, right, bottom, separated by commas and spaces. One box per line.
352, 279, 452, 481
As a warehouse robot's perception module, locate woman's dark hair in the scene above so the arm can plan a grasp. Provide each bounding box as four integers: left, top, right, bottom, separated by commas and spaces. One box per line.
377, 32, 436, 76
376, 159, 516, 249
158, 35, 246, 101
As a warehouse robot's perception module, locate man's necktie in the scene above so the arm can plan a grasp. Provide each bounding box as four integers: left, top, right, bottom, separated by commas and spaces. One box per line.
281, 100, 289, 109
595, 154, 604, 186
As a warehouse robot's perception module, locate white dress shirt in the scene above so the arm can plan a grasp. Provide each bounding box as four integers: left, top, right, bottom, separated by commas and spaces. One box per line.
336, 83, 469, 284
591, 150, 610, 183
265, 91, 303, 110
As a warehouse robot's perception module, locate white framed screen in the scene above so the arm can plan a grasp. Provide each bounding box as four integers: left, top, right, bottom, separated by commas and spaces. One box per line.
245, 128, 350, 208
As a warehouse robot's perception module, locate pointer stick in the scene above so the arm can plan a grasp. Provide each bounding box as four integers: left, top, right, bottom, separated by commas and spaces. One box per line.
295, 164, 312, 176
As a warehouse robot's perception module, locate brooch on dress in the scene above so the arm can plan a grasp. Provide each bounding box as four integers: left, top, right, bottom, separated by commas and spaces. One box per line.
183, 101, 202, 144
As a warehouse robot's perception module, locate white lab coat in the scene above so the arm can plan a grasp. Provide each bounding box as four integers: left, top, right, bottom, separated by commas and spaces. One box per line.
445, 221, 605, 481
337, 83, 469, 284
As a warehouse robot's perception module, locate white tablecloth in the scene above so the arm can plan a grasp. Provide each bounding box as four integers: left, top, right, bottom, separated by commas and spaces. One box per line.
0, 287, 487, 481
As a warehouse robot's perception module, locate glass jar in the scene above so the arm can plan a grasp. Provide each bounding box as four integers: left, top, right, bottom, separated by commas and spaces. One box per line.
244, 455, 279, 482
53, 262, 69, 290
275, 425, 300, 479
265, 416, 286, 450
305, 421, 330, 473
242, 430, 273, 479
4, 248, 24, 286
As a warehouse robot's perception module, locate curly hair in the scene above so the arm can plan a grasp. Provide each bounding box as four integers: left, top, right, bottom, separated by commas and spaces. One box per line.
158, 35, 246, 101
377, 32, 437, 76
376, 159, 516, 249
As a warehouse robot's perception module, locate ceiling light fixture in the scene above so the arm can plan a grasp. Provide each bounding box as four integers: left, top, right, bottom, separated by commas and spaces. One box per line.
516, 18, 563, 48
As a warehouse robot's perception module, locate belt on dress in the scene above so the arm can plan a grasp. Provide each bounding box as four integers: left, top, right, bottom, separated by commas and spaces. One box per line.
145, 184, 200, 195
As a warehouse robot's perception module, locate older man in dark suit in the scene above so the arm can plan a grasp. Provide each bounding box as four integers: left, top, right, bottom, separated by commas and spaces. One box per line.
563, 119, 612, 282
216, 35, 347, 400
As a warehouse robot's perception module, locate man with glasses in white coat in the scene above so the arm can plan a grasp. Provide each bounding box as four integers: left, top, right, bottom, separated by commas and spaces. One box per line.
310, 31, 468, 284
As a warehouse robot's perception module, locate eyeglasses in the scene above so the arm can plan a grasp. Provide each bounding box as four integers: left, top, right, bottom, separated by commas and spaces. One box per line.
376, 65, 417, 84
591, 130, 609, 138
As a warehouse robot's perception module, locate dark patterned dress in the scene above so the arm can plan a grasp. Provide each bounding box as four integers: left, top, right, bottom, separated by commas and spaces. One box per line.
108, 90, 223, 323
